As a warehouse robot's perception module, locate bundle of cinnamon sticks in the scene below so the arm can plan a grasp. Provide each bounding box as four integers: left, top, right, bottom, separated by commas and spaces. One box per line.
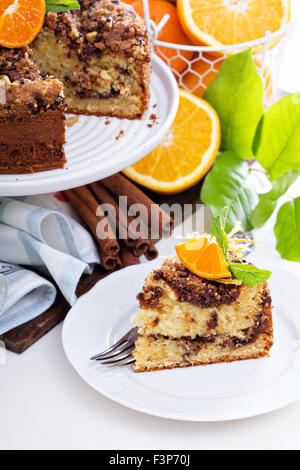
64, 173, 174, 270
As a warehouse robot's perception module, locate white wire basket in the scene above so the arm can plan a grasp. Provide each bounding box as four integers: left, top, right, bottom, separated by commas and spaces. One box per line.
142, 0, 295, 106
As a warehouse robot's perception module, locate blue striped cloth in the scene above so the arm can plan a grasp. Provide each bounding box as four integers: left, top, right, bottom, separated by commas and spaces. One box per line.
0, 263, 56, 335
0, 195, 101, 333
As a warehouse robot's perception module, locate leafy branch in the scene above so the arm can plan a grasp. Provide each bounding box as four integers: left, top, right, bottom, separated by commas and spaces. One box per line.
201, 50, 300, 262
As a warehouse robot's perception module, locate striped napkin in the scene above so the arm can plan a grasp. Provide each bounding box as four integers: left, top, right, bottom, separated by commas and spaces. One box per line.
0, 262, 56, 335
0, 195, 100, 330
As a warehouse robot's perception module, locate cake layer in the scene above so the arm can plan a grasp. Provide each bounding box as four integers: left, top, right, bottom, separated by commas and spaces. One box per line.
133, 319, 273, 373
0, 143, 66, 173
133, 283, 271, 340
0, 46, 66, 174
133, 260, 272, 340
31, 0, 150, 119
33, 31, 149, 118
0, 110, 65, 145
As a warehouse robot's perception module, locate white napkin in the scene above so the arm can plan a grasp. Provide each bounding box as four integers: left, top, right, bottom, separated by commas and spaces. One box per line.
0, 262, 56, 335
0, 194, 100, 306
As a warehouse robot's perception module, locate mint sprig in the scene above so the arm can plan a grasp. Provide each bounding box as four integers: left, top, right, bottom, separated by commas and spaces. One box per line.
202, 50, 300, 262
228, 261, 272, 287
208, 212, 271, 286
209, 206, 229, 256
45, 0, 80, 14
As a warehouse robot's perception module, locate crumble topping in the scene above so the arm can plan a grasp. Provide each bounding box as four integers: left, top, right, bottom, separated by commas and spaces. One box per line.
43, 0, 150, 63
0, 47, 40, 82
0, 47, 64, 113
150, 259, 242, 308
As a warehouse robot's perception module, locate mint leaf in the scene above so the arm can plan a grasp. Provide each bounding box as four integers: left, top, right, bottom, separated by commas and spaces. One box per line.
203, 50, 263, 159
228, 261, 272, 286
209, 207, 229, 256
201, 151, 259, 232
254, 94, 300, 181
274, 197, 300, 262
45, 0, 80, 13
251, 170, 299, 228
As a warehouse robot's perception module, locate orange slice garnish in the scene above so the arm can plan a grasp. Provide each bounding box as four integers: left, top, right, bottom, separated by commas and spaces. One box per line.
0, 0, 45, 48
175, 235, 231, 279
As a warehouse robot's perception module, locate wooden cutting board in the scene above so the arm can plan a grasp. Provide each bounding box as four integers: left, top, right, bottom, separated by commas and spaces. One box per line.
0, 181, 203, 354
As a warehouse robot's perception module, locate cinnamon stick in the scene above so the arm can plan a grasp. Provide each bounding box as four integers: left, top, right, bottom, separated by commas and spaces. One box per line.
102, 254, 122, 271
101, 173, 174, 238
73, 186, 119, 255
119, 241, 140, 267
144, 242, 158, 261
64, 189, 120, 270
89, 181, 149, 249
132, 239, 151, 257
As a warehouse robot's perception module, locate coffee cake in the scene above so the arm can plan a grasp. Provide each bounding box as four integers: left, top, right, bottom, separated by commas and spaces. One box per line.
0, 46, 66, 174
132, 259, 273, 372
31, 0, 150, 119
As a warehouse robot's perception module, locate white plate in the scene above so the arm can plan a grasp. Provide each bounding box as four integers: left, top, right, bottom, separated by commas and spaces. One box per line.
0, 55, 178, 196
62, 260, 300, 422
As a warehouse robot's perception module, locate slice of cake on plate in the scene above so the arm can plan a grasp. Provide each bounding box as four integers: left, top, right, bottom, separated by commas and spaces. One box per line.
32, 0, 151, 119
132, 224, 273, 372
0, 46, 66, 173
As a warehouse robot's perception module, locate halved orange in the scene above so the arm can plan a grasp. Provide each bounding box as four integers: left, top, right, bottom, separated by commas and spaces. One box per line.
177, 0, 290, 52
123, 89, 220, 194
0, 0, 45, 48
175, 235, 231, 279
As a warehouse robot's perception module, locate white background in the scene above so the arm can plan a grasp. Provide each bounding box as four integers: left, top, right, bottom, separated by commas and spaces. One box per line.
1, 1, 300, 451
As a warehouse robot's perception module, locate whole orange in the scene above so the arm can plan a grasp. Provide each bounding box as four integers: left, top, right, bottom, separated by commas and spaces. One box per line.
131, 0, 194, 74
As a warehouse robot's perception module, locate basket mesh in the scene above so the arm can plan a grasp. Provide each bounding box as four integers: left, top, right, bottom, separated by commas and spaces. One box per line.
153, 29, 290, 107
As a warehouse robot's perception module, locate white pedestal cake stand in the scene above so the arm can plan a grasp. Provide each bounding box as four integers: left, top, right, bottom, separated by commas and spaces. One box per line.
0, 54, 178, 196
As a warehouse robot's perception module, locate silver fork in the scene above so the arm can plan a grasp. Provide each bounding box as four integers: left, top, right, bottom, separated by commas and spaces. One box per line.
90, 327, 138, 367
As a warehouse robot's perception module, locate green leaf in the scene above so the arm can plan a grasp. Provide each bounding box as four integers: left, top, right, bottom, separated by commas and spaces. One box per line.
203, 50, 263, 159
209, 207, 229, 256
45, 0, 80, 13
254, 93, 300, 181
274, 197, 300, 262
251, 170, 300, 228
228, 261, 272, 286
201, 151, 259, 232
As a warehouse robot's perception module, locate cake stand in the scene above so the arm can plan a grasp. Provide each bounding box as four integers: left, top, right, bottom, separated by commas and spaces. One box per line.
0, 54, 178, 196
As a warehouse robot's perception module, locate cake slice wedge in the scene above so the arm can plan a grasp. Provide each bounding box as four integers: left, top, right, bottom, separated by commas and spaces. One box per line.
31, 0, 150, 119
131, 259, 273, 372
0, 46, 66, 174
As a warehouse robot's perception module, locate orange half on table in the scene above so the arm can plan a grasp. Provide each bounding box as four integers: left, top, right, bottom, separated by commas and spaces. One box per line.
177, 0, 290, 53
175, 235, 231, 279
123, 88, 220, 194
0, 0, 45, 48
131, 0, 194, 74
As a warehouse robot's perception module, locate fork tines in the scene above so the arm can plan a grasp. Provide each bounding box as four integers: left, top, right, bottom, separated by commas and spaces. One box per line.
90, 327, 138, 367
